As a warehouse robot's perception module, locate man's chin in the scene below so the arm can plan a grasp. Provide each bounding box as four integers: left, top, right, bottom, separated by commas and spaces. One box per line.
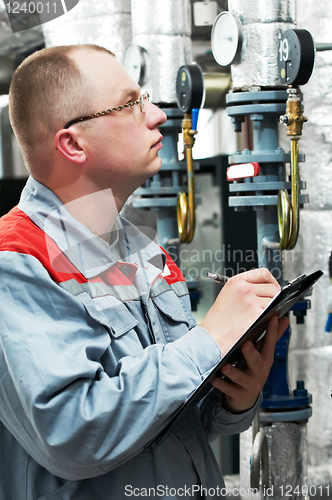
149, 158, 163, 177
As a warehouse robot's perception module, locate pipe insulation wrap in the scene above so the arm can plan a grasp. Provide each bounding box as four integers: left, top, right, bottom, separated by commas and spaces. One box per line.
131, 0, 191, 36
240, 423, 308, 500
134, 34, 192, 104
42, 0, 132, 61
229, 0, 296, 24
228, 0, 296, 87
286, 210, 332, 482
131, 0, 192, 104
262, 422, 308, 499
232, 22, 295, 88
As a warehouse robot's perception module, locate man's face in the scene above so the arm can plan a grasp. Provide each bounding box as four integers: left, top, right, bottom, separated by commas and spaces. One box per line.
71, 49, 167, 200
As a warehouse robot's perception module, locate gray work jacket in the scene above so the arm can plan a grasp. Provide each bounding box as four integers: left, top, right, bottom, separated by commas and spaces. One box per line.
0, 177, 260, 500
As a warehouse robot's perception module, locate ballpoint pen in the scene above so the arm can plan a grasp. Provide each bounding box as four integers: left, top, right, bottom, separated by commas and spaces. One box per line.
206, 272, 229, 285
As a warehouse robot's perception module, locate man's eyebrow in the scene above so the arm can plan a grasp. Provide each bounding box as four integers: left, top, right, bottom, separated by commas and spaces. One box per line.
119, 88, 140, 102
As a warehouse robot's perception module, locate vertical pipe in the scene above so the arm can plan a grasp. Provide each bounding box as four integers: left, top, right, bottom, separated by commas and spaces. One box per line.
42, 0, 132, 61
130, 0, 192, 103
251, 114, 284, 282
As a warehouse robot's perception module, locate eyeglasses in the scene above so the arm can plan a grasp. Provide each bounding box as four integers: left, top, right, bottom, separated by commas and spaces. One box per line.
64, 91, 150, 129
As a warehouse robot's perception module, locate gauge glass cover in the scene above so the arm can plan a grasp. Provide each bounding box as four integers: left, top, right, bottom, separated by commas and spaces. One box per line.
211, 11, 242, 66
123, 44, 145, 85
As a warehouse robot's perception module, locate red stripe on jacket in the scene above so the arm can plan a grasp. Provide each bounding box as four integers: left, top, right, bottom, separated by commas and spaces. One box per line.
161, 248, 186, 285
0, 207, 185, 288
0, 207, 88, 284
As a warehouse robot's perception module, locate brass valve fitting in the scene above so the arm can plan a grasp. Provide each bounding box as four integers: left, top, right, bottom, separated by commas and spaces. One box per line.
182, 115, 197, 149
279, 88, 308, 137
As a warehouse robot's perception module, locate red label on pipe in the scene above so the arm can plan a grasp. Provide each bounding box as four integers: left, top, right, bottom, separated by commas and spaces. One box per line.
226, 162, 260, 181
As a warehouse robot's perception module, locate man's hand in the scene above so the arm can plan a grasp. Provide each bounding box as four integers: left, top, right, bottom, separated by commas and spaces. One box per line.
200, 268, 281, 355
211, 315, 289, 413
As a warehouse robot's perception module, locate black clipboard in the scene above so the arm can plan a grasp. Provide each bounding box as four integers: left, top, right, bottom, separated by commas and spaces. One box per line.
150, 269, 323, 444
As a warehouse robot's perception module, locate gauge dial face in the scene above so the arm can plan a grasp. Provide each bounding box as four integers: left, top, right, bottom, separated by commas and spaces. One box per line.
176, 64, 204, 113
123, 44, 146, 86
211, 11, 243, 66
277, 29, 315, 86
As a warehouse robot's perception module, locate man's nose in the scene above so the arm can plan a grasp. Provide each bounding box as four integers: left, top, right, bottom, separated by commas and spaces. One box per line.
146, 101, 167, 128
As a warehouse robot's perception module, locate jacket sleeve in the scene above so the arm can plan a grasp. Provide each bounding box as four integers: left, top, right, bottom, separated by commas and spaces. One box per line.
0, 251, 222, 481
199, 387, 263, 442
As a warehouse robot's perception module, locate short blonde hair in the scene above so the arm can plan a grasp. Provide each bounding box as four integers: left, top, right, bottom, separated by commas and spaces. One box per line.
9, 44, 115, 173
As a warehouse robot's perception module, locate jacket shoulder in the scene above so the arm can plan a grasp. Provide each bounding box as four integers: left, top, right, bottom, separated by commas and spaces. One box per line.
0, 207, 85, 284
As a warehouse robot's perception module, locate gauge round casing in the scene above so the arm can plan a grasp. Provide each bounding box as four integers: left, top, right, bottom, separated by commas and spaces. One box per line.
277, 29, 315, 86
211, 11, 243, 67
176, 64, 204, 113
123, 43, 146, 86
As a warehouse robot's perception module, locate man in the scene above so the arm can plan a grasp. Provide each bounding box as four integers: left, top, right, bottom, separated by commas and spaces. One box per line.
0, 44, 288, 499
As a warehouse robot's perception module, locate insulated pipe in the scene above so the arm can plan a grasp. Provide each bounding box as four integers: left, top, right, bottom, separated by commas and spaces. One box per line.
130, 0, 192, 104
225, 0, 312, 497
284, 0, 332, 488
42, 0, 132, 61
229, 0, 296, 88
130, 0, 194, 253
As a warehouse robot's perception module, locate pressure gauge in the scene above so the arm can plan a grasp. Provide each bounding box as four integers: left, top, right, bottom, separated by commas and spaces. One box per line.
277, 29, 315, 86
123, 44, 146, 86
211, 11, 243, 66
176, 64, 204, 113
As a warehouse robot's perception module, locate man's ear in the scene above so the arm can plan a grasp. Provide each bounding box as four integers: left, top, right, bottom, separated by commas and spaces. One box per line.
55, 129, 87, 164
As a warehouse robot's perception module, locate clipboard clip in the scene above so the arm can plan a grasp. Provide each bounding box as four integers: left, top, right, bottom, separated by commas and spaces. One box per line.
287, 274, 306, 286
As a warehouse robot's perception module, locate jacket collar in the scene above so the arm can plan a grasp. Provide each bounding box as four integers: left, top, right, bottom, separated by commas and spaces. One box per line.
18, 177, 165, 280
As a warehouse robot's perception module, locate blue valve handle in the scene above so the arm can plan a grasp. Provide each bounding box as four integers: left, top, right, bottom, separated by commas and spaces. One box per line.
327, 251, 332, 331
326, 312, 332, 332
192, 108, 199, 131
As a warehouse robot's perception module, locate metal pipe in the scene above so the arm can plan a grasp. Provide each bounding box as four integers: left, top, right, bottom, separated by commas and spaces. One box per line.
278, 139, 300, 250
288, 138, 300, 249
203, 73, 231, 109
177, 113, 196, 243
315, 43, 332, 51
250, 431, 270, 491
278, 88, 307, 250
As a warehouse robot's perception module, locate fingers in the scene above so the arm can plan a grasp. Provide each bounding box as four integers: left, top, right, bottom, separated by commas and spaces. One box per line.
251, 283, 281, 298
212, 363, 261, 412
212, 372, 248, 401
277, 315, 290, 339
211, 316, 290, 413
256, 296, 277, 311
243, 268, 280, 289
259, 316, 289, 360
237, 316, 289, 381
224, 269, 280, 306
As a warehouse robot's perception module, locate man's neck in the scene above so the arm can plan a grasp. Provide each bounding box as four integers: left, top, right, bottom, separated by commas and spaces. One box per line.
56, 188, 121, 240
